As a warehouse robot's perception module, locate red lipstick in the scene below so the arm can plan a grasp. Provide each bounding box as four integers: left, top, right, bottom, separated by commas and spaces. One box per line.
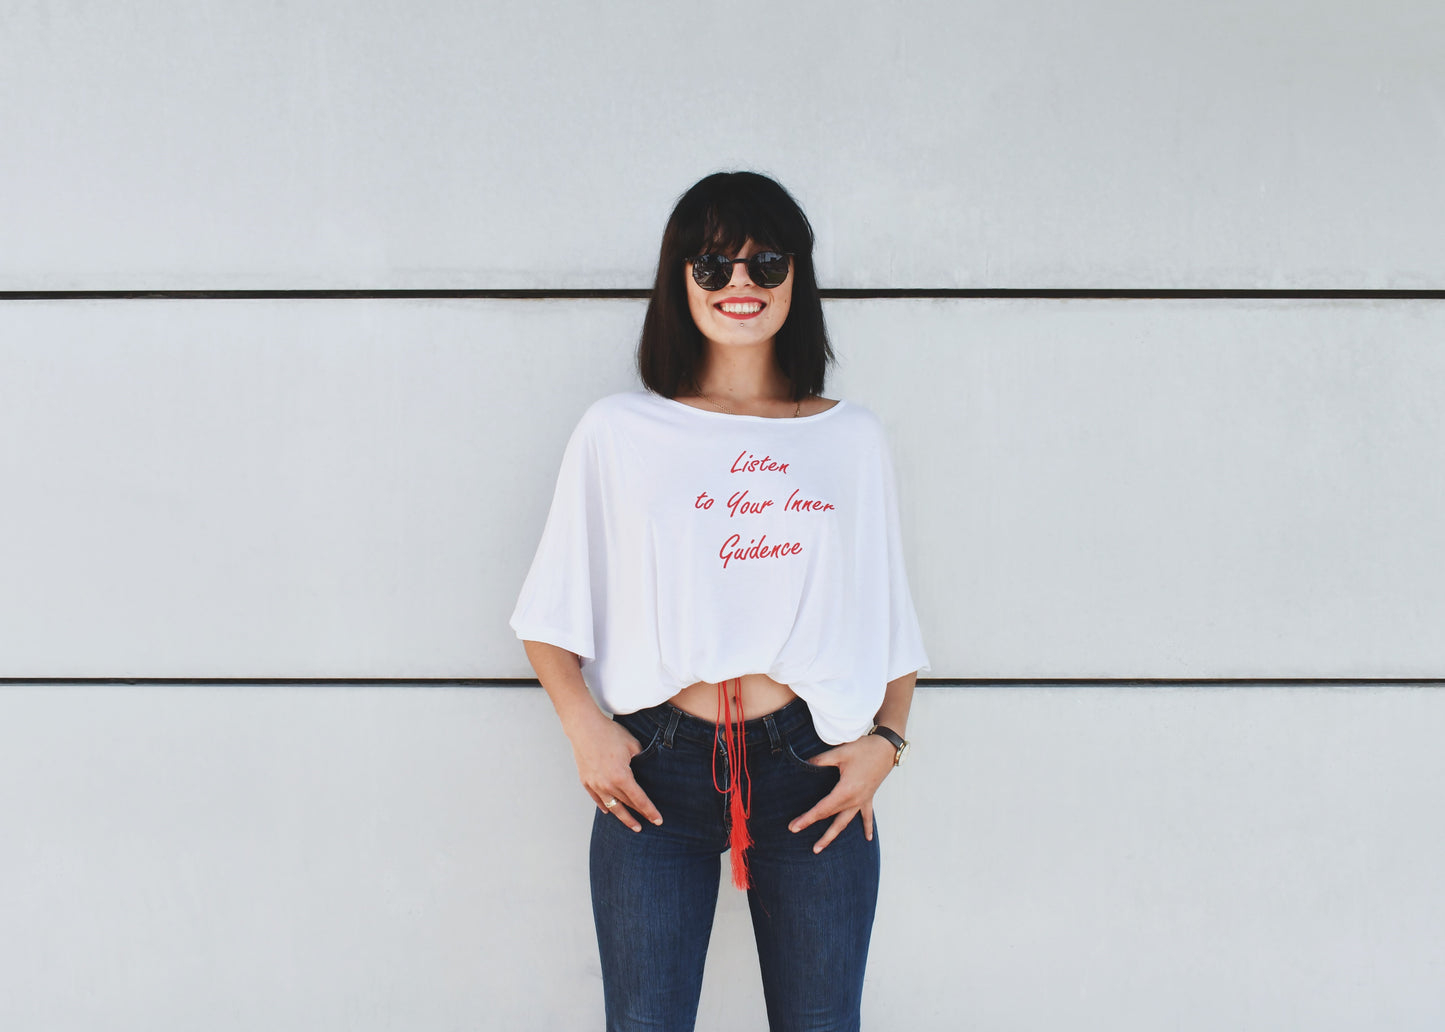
714, 296, 766, 320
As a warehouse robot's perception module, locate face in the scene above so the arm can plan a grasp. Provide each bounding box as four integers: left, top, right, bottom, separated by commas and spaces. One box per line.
684, 239, 793, 353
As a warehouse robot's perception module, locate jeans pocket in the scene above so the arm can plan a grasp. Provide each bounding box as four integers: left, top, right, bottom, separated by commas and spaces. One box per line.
614, 714, 663, 765
782, 725, 839, 778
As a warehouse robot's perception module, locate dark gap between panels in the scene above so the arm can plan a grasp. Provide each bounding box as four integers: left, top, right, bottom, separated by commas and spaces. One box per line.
2, 677, 1441, 687
2, 288, 1444, 301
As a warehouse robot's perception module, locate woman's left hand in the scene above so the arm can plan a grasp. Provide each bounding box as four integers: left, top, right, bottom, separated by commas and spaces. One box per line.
788, 733, 899, 853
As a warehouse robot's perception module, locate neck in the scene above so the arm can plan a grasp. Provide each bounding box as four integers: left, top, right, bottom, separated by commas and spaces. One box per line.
696, 344, 793, 404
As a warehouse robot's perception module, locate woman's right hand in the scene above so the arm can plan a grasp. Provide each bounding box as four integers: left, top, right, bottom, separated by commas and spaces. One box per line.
520, 640, 663, 832
565, 714, 664, 832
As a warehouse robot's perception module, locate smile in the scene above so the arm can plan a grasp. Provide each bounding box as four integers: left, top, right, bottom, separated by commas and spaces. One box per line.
715, 299, 765, 319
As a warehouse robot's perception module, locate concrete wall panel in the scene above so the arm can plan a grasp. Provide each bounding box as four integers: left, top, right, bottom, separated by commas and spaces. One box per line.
3, 1, 1442, 289
2, 297, 1441, 678
1, 683, 1441, 1031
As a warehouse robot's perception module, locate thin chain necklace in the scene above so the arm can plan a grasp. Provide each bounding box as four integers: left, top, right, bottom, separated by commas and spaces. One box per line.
698, 390, 803, 418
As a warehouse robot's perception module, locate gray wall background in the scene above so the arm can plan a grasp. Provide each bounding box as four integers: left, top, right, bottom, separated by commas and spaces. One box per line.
2, 2, 1443, 1029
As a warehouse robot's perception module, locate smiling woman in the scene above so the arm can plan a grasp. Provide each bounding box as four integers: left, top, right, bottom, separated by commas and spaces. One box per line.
511, 171, 929, 1032
636, 173, 831, 415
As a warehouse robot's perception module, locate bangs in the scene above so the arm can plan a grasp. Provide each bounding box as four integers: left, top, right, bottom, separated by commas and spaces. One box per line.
691, 200, 785, 257
665, 171, 814, 261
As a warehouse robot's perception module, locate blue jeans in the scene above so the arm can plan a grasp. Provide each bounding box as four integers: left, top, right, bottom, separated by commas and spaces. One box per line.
590, 698, 880, 1032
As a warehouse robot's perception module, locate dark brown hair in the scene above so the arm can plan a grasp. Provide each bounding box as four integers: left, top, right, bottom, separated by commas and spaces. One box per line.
637, 172, 834, 401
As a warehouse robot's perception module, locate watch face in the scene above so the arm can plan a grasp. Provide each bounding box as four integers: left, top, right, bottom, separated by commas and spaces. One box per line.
896, 740, 910, 766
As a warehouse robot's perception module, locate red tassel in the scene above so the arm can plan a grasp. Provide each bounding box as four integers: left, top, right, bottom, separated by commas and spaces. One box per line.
728, 772, 753, 888
712, 677, 752, 889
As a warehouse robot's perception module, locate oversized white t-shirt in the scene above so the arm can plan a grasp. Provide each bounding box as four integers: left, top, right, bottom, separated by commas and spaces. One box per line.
509, 390, 931, 744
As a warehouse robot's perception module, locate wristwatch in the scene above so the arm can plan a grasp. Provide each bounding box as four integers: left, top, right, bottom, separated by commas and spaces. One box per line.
868, 724, 909, 766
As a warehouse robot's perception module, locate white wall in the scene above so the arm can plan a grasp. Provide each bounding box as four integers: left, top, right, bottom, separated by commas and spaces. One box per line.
3, 1, 1443, 290
2, 297, 1443, 677
3, 683, 1443, 1030
3, 2, 1443, 1030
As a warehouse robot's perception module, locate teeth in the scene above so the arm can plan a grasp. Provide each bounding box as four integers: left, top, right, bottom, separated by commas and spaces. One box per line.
719, 302, 763, 314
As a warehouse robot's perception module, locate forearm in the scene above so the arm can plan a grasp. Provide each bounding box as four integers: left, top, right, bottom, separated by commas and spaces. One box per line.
791, 669, 920, 845
873, 670, 917, 737
522, 639, 610, 740
522, 639, 660, 828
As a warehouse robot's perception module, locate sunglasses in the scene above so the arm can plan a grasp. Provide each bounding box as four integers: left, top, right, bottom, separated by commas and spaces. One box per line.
687, 251, 794, 291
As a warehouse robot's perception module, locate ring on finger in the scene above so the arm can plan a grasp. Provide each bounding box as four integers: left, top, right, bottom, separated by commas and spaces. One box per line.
603, 797, 618, 808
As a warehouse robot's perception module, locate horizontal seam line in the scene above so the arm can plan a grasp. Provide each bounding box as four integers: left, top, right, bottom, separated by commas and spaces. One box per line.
3, 677, 1443, 687
3, 289, 1445, 301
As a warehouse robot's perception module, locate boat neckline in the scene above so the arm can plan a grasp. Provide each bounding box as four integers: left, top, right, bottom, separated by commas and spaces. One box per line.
650, 393, 848, 423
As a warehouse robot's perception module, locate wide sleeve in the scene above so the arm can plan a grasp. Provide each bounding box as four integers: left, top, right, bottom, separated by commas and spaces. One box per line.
877, 426, 932, 680
508, 410, 602, 662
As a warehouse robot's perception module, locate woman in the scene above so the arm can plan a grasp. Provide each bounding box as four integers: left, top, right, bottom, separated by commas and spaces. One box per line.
510, 171, 930, 1032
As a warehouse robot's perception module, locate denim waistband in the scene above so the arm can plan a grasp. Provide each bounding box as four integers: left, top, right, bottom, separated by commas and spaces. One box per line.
625, 695, 817, 748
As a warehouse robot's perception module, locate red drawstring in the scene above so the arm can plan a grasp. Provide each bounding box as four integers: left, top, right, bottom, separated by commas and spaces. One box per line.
712, 677, 753, 889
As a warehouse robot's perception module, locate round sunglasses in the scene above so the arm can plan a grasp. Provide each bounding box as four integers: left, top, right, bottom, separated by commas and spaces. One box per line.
686, 251, 794, 291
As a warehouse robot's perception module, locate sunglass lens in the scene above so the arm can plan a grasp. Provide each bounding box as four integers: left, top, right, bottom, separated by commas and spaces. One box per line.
749, 252, 790, 288
691, 255, 732, 290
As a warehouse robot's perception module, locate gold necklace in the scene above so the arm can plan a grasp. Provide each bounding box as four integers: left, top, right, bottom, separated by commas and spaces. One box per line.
698, 390, 803, 418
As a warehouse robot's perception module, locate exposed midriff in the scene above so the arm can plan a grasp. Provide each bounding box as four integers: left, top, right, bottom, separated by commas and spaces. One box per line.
669, 673, 798, 721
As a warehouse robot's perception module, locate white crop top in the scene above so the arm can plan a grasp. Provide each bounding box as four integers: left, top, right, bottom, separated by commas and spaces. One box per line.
509, 389, 931, 744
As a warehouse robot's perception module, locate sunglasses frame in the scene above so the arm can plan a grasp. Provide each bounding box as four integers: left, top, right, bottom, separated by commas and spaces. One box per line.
686, 251, 795, 291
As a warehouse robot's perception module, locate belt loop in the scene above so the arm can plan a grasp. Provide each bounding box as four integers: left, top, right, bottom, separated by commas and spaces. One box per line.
663, 707, 681, 749
764, 712, 782, 754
